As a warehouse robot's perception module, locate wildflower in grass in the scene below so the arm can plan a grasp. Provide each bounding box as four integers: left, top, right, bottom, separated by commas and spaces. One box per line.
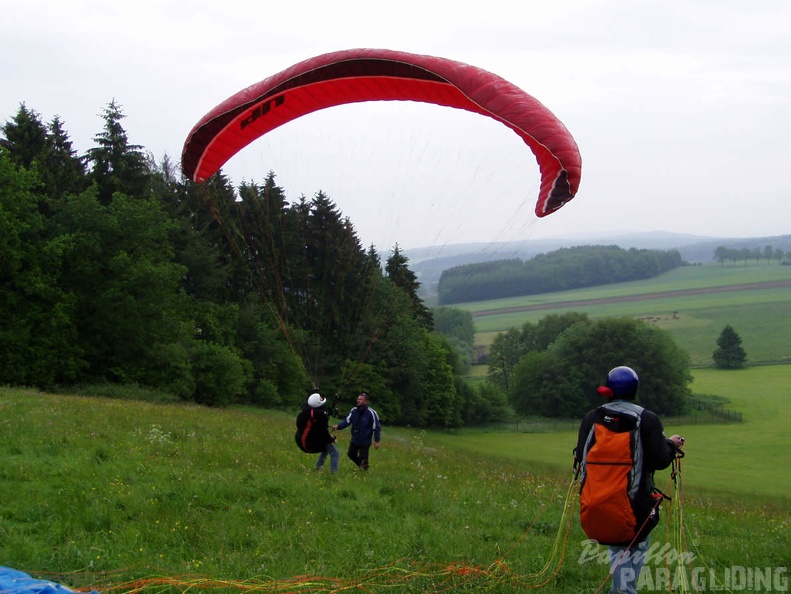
144, 425, 172, 445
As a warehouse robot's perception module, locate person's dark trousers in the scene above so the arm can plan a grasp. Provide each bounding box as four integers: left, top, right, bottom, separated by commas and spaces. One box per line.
347, 444, 371, 469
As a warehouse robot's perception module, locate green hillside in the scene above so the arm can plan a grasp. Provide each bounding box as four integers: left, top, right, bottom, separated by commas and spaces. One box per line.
1, 368, 788, 592
457, 264, 791, 366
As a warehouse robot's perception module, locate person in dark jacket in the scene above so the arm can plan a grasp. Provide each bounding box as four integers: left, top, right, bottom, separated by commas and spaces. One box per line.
332, 392, 381, 470
295, 392, 339, 472
574, 366, 684, 594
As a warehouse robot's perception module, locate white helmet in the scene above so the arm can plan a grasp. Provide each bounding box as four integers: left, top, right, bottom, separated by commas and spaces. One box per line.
307, 393, 326, 408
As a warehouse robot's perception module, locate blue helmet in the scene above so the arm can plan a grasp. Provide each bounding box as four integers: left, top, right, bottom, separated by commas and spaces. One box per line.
606, 366, 639, 399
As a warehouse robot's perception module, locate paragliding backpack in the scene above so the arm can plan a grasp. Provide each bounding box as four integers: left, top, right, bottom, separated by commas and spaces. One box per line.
578, 400, 661, 546
294, 407, 324, 454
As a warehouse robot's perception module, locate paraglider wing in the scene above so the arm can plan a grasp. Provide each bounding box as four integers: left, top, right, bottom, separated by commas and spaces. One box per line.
181, 48, 581, 217
0, 566, 99, 593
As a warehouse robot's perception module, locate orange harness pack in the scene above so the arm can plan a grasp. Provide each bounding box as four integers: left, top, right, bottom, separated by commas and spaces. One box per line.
579, 401, 654, 546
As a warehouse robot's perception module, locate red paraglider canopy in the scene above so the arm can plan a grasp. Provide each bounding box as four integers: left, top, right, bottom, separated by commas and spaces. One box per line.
181, 48, 581, 217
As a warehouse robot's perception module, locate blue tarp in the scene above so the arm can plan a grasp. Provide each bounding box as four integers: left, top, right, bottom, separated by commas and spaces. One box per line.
0, 567, 98, 594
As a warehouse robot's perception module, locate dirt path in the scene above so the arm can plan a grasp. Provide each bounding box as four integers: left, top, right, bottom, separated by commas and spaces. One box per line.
471, 279, 791, 318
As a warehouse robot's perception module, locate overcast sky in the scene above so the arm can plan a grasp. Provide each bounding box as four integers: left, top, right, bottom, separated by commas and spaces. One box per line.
2, 0, 789, 252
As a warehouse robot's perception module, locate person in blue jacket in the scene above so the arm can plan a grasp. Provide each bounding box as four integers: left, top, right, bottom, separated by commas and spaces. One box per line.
332, 392, 381, 470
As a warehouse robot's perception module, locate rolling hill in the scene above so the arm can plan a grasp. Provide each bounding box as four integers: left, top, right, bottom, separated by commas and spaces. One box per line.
406, 231, 791, 298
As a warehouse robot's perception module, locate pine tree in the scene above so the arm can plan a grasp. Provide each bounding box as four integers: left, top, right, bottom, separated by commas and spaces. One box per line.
385, 244, 433, 329
0, 103, 48, 169
41, 116, 87, 198
85, 99, 150, 203
712, 324, 747, 369
2, 107, 88, 208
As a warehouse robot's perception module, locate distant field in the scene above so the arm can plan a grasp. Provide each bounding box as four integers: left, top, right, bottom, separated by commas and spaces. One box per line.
429, 365, 791, 500
453, 264, 791, 366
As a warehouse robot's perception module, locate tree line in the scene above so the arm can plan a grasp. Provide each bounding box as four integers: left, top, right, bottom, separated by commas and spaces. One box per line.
1, 101, 511, 428
486, 313, 691, 418
437, 245, 684, 304
713, 245, 786, 266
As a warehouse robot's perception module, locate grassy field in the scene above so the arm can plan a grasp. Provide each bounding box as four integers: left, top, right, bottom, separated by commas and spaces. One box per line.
456, 263, 791, 366
1, 365, 788, 593
430, 366, 791, 500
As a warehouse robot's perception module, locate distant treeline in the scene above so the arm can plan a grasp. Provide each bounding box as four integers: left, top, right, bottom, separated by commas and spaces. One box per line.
714, 245, 785, 266
437, 245, 684, 304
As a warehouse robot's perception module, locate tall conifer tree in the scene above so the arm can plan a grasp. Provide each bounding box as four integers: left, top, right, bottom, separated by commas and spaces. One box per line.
85, 99, 150, 203
712, 324, 747, 369
385, 244, 433, 329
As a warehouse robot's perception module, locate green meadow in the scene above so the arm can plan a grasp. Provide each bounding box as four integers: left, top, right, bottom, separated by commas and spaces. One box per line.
461, 263, 791, 366
2, 264, 789, 593
431, 365, 791, 500
1, 363, 789, 593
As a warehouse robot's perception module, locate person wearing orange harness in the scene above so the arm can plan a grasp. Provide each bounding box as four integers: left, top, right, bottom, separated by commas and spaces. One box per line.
575, 366, 684, 594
